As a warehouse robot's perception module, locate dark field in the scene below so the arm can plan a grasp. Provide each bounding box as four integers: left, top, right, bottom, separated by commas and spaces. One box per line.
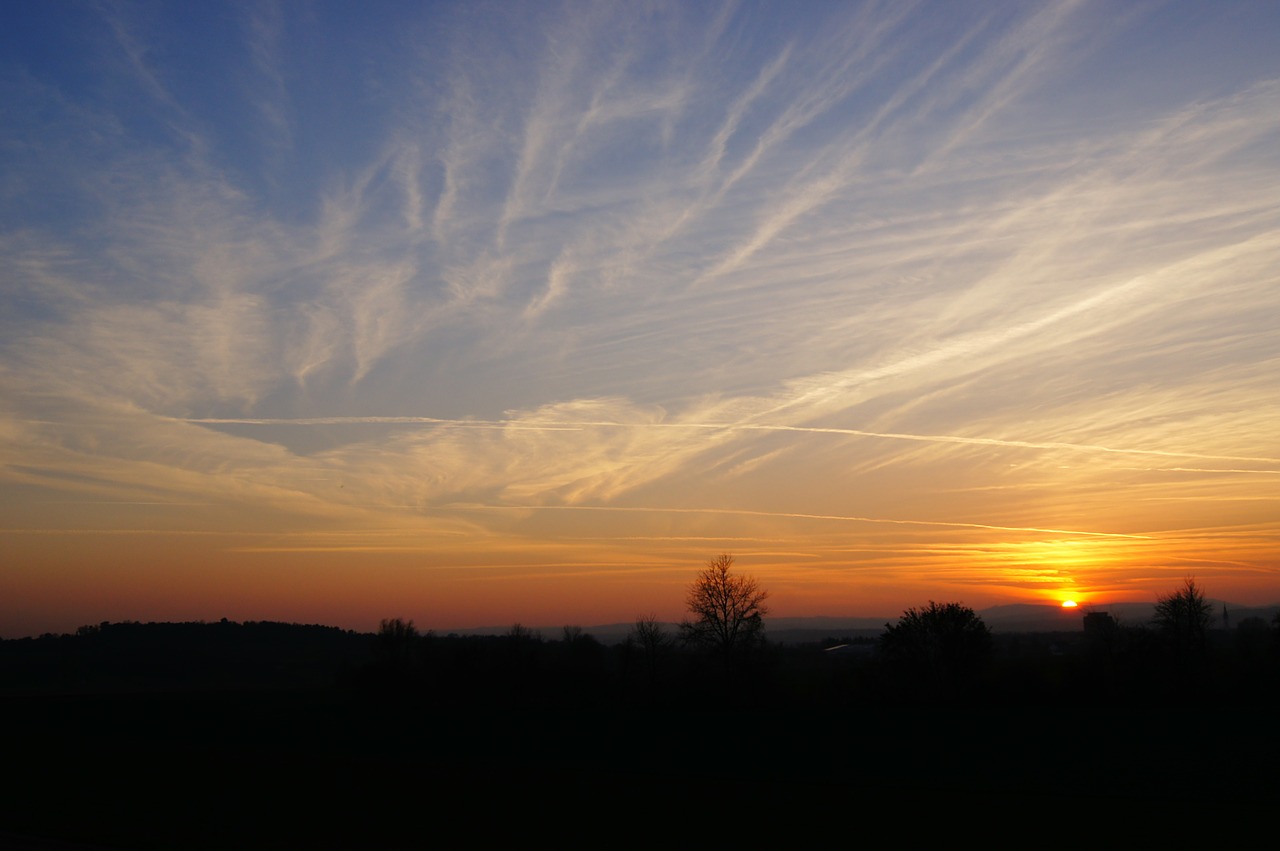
4, 621, 1277, 847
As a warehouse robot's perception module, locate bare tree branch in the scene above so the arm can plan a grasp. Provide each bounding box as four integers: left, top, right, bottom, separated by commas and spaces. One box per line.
679, 554, 769, 664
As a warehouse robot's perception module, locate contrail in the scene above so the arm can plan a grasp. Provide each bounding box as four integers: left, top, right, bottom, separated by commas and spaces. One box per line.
183, 416, 581, 430
0, 528, 244, 536
1139, 467, 1280, 476
731, 424, 1280, 465
438, 503, 1154, 539
182, 415, 1280, 465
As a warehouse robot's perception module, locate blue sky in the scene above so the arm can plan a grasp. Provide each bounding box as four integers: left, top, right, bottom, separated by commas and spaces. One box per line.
3, 1, 1279, 636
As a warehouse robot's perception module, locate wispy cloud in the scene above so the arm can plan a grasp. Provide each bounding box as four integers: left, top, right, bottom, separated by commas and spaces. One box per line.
181, 415, 1280, 466
3, 1, 1279, 630
438, 502, 1154, 540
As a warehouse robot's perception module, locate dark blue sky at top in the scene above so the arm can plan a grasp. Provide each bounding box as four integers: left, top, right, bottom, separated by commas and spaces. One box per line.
2, 2, 1278, 635
6, 1, 1278, 235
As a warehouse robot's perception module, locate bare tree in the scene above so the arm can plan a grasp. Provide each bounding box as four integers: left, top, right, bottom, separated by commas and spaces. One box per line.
507, 623, 538, 641
631, 613, 671, 654
629, 613, 672, 688
1153, 576, 1212, 660
679, 554, 769, 661
376, 618, 420, 671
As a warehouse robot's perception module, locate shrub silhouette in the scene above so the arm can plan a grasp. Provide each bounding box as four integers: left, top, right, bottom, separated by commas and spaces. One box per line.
880, 601, 991, 688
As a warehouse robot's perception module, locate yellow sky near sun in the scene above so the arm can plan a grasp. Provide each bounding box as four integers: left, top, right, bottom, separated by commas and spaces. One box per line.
3, 2, 1280, 637
4, 454, 1275, 638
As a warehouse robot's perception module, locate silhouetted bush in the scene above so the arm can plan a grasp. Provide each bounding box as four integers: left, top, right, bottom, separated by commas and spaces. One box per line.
879, 601, 992, 697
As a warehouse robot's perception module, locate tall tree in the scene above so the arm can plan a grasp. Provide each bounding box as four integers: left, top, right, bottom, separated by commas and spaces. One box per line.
679, 555, 769, 663
1153, 577, 1212, 660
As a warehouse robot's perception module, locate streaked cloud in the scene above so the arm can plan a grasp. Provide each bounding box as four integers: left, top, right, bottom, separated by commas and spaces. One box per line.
2, 0, 1277, 635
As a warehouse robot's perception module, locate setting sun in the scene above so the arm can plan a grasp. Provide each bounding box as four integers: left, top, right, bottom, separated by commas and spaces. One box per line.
2, 1, 1278, 640
1061, 600, 1078, 608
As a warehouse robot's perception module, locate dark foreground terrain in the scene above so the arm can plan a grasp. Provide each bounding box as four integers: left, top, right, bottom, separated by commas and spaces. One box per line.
4, 620, 1278, 847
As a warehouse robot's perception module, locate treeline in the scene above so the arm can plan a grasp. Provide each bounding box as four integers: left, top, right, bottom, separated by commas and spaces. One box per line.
1, 618, 371, 693
5, 611, 1279, 708
4, 566, 1276, 847
5, 611, 1280, 848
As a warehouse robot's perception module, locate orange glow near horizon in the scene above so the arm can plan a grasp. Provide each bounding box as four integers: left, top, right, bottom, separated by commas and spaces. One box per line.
3, 4, 1280, 639
4, 510, 1278, 639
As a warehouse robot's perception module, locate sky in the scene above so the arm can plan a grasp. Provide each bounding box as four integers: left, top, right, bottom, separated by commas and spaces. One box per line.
2, 1, 1279, 638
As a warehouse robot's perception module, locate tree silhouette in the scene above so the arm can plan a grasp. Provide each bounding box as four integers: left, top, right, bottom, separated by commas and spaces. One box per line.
629, 613, 673, 692
1153, 577, 1211, 662
631, 613, 671, 655
879, 601, 991, 685
376, 618, 419, 670
679, 554, 769, 663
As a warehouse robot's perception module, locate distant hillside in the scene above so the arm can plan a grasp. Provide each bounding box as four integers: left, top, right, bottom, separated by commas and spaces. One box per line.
453, 600, 1280, 645
976, 603, 1150, 633
976, 601, 1280, 633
